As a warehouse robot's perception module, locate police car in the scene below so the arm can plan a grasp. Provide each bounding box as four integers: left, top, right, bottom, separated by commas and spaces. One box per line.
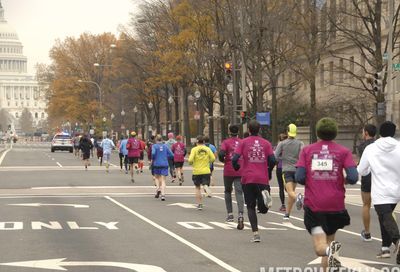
51, 132, 73, 153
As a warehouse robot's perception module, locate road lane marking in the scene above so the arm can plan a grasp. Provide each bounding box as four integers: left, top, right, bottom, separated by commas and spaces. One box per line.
0, 258, 166, 271
212, 195, 383, 242
0, 146, 12, 165
56, 162, 63, 168
105, 196, 240, 272
8, 203, 89, 208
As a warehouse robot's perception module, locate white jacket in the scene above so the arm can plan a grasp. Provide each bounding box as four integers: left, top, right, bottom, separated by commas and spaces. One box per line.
357, 137, 400, 205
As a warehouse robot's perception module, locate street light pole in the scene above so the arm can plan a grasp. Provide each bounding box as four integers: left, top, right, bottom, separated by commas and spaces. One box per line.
387, 0, 395, 123
78, 80, 102, 112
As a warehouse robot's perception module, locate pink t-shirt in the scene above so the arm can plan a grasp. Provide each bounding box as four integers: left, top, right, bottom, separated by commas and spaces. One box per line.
171, 142, 185, 162
296, 140, 356, 212
234, 135, 274, 185
220, 137, 242, 177
127, 138, 141, 158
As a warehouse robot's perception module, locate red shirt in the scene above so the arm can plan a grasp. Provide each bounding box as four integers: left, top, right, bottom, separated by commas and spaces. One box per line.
171, 142, 186, 162
127, 138, 141, 158
296, 141, 356, 212
234, 135, 274, 185
220, 137, 242, 177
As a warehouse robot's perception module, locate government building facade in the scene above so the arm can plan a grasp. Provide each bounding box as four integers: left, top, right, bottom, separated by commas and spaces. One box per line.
0, 1, 47, 133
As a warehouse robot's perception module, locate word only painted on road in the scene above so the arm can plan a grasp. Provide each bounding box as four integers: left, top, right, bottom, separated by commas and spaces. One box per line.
0, 221, 118, 230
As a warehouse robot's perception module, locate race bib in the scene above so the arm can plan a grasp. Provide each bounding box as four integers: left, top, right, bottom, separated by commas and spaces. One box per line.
311, 159, 333, 171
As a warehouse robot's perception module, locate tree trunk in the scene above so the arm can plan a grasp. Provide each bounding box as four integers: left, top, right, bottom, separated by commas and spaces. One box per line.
271, 75, 278, 145
174, 86, 180, 134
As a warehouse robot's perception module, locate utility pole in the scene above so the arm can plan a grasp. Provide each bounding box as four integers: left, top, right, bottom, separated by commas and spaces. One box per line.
232, 52, 238, 125
386, 0, 395, 122
240, 3, 247, 132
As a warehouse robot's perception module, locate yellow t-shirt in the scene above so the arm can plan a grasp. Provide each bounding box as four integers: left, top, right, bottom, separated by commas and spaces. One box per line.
188, 145, 215, 175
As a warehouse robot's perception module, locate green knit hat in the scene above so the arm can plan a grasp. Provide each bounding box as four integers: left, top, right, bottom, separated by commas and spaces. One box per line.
316, 117, 338, 141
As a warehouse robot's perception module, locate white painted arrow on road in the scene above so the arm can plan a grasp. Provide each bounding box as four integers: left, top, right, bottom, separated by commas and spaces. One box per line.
309, 256, 394, 271
167, 203, 197, 209
8, 203, 89, 208
0, 258, 167, 271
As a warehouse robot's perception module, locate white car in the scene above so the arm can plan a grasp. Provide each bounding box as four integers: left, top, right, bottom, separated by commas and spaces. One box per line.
51, 132, 73, 153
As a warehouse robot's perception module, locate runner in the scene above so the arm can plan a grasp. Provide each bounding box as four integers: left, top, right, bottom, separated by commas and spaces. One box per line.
188, 135, 215, 210
219, 124, 245, 230
152, 134, 174, 201
101, 134, 115, 173
165, 132, 177, 182
79, 134, 93, 170
275, 133, 288, 212
274, 123, 304, 220
204, 136, 217, 189
295, 117, 358, 269
232, 120, 275, 242
126, 131, 141, 183
358, 121, 400, 263
118, 135, 128, 173
137, 134, 146, 174
147, 135, 156, 185
94, 137, 103, 166
171, 135, 186, 186
73, 134, 81, 157
357, 124, 376, 242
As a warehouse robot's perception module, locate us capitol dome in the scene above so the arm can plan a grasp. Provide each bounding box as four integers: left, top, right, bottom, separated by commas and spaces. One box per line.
0, 0, 47, 133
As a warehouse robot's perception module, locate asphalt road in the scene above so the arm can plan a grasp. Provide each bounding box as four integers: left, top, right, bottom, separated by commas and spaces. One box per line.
0, 142, 398, 271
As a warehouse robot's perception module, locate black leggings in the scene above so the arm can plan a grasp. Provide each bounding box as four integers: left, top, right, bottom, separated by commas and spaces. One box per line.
276, 167, 285, 205
375, 203, 400, 247
242, 183, 270, 232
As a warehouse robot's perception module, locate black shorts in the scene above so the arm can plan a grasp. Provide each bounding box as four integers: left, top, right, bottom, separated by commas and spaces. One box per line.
82, 152, 90, 160
192, 174, 211, 187
283, 171, 296, 184
210, 164, 214, 172
361, 174, 371, 193
128, 157, 139, 164
304, 206, 350, 236
174, 162, 184, 168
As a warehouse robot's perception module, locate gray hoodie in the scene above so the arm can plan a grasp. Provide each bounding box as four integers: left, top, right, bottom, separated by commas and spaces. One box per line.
358, 137, 400, 205
274, 138, 304, 172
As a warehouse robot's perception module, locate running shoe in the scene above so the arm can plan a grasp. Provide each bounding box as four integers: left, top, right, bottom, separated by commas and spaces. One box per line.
250, 234, 261, 243
283, 214, 290, 220
197, 204, 203, 210
237, 216, 244, 230
279, 205, 286, 212
131, 178, 135, 183
295, 193, 304, 210
203, 185, 212, 198
161, 195, 165, 201
179, 178, 183, 186
396, 241, 400, 264
155, 190, 161, 198
328, 241, 342, 269
361, 230, 372, 242
125, 170, 128, 174
376, 249, 391, 259
226, 214, 234, 222
261, 190, 272, 208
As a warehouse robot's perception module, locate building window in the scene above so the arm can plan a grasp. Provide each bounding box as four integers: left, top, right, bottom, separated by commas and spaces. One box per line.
339, 59, 344, 83
35, 112, 38, 119
329, 61, 334, 84
320, 64, 325, 86
15, 101, 18, 106
41, 112, 45, 119
7, 102, 10, 107
350, 56, 354, 75
15, 112, 19, 118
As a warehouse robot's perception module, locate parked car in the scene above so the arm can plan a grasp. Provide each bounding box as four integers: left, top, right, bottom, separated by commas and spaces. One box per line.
51, 132, 73, 153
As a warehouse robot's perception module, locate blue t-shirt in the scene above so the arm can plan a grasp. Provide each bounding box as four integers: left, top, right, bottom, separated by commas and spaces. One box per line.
152, 143, 174, 168
206, 143, 217, 167
119, 139, 128, 156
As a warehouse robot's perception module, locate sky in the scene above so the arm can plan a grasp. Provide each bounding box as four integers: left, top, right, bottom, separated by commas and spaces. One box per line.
2, 0, 140, 74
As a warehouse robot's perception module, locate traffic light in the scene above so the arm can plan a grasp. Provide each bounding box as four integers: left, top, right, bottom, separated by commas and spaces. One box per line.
373, 71, 383, 92
224, 62, 233, 81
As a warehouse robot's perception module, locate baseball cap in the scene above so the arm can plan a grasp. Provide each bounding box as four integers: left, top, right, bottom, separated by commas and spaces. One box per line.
130, 131, 137, 136
287, 124, 297, 137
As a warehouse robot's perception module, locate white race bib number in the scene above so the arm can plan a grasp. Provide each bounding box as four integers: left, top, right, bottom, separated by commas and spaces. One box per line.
311, 159, 333, 171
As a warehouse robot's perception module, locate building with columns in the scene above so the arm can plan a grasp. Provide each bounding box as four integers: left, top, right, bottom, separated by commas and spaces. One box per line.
0, 1, 47, 133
